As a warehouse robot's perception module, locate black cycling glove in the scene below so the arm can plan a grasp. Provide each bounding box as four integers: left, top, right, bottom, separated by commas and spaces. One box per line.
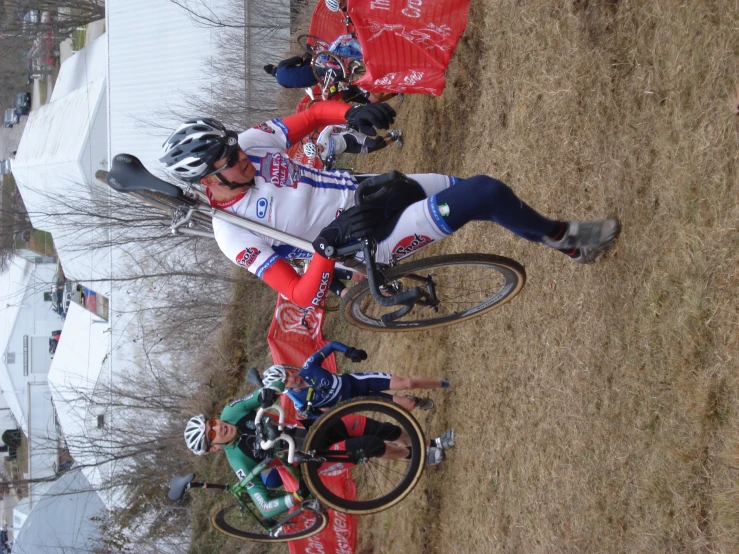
312, 205, 376, 257
344, 347, 368, 363
345, 103, 396, 136
259, 387, 277, 409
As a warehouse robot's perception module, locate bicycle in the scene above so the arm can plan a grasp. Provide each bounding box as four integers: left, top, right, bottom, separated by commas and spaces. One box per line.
168, 397, 426, 542
97, 154, 526, 331
311, 35, 366, 101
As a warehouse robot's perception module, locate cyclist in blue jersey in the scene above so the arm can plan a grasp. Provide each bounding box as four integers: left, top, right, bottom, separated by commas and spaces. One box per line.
261, 341, 451, 413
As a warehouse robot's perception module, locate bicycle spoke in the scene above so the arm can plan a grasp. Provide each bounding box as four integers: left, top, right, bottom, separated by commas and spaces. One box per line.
303, 399, 425, 513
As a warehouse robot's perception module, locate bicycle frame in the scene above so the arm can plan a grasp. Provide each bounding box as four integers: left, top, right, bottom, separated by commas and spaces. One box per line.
166, 184, 368, 277
174, 184, 435, 319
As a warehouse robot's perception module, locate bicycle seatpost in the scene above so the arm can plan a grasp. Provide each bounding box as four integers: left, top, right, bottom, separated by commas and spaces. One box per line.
168, 474, 227, 501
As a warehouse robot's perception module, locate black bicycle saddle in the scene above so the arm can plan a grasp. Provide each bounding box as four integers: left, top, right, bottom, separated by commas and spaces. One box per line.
105, 153, 184, 199
168, 473, 195, 501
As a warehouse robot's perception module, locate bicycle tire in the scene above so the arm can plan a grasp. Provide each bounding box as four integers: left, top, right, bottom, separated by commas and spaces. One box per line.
131, 189, 213, 233
312, 50, 348, 83
297, 34, 331, 53
211, 501, 328, 542
301, 397, 425, 515
341, 253, 526, 332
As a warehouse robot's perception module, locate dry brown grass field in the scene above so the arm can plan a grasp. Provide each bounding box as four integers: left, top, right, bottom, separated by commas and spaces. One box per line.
192, 1, 739, 553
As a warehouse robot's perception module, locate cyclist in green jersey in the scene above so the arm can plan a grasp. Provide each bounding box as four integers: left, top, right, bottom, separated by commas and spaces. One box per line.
184, 385, 455, 519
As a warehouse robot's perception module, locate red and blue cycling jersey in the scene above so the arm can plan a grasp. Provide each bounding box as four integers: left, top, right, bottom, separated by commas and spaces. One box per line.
208, 102, 455, 308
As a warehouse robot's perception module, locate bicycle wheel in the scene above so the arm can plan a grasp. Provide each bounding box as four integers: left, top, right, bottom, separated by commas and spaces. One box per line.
131, 189, 213, 234
301, 397, 426, 515
297, 34, 331, 53
211, 501, 327, 543
341, 253, 526, 332
312, 51, 348, 82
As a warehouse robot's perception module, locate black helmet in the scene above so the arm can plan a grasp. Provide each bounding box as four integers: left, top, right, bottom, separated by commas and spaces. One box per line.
264, 64, 275, 75
159, 118, 239, 183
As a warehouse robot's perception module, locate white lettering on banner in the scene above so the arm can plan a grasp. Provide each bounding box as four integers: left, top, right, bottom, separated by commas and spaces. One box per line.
305, 534, 327, 554
370, 0, 390, 9
333, 512, 348, 530
275, 302, 322, 339
332, 511, 354, 554
401, 0, 422, 18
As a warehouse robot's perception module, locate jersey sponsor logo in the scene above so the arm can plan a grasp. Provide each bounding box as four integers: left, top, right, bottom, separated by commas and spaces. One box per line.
253, 492, 280, 511
236, 469, 247, 480
245, 481, 255, 490
310, 272, 332, 307
335, 208, 344, 218
254, 122, 275, 134
256, 197, 268, 218
236, 247, 260, 269
267, 154, 296, 188
392, 233, 433, 259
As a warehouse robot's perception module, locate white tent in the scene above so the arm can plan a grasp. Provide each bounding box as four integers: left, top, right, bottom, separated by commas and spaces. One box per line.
11, 35, 112, 291
12, 470, 106, 554
47, 302, 125, 509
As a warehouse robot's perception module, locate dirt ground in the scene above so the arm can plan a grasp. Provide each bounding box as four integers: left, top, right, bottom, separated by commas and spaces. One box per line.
317, 1, 739, 553
195, 1, 739, 553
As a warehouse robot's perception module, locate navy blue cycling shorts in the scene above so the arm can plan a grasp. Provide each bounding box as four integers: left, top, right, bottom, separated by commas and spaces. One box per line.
341, 372, 393, 400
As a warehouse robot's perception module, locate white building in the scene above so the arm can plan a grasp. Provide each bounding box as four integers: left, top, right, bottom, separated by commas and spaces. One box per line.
0, 254, 62, 492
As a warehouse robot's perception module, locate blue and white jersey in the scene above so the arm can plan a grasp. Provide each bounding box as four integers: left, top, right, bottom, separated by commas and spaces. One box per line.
211, 120, 358, 278
286, 342, 352, 410
211, 119, 456, 276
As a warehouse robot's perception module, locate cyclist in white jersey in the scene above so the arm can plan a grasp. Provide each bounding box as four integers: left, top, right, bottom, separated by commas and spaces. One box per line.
159, 102, 620, 309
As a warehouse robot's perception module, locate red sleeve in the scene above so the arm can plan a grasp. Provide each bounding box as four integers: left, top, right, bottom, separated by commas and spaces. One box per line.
261, 255, 336, 309
281, 101, 352, 145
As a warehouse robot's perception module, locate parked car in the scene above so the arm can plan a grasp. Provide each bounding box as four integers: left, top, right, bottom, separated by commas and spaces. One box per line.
0, 160, 11, 175
3, 108, 19, 128
13, 92, 31, 115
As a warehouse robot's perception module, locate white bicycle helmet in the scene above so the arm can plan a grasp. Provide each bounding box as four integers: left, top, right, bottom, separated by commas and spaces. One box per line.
316, 127, 334, 161
325, 0, 340, 12
184, 414, 209, 456
303, 142, 317, 158
159, 118, 239, 183
262, 365, 287, 388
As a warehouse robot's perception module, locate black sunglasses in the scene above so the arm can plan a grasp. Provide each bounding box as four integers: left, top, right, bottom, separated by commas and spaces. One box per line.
208, 148, 240, 177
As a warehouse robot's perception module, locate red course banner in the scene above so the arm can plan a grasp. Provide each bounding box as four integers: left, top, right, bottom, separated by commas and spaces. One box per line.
350, 0, 471, 96
307, 0, 471, 96
267, 296, 357, 554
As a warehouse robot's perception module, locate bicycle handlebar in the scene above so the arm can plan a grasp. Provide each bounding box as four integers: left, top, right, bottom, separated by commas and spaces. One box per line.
255, 404, 296, 464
